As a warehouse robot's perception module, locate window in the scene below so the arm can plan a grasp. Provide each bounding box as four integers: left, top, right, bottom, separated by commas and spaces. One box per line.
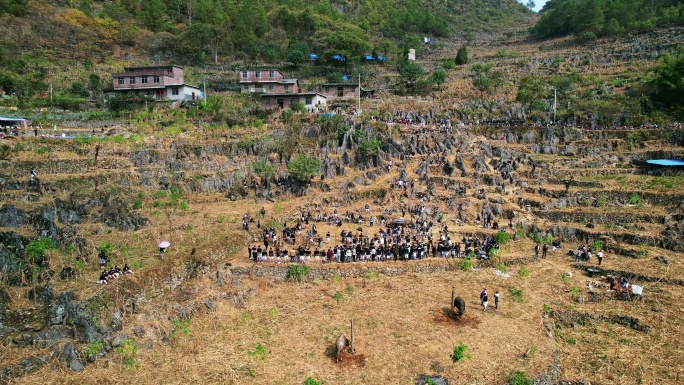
305, 97, 313, 105
171, 88, 179, 96
290, 98, 297, 105
141, 76, 148, 84
166, 67, 173, 73
263, 99, 271, 106
129, 77, 136, 85
284, 85, 290, 92
337, 86, 344, 97
242, 71, 248, 79
117, 78, 124, 85
243, 84, 250, 91
153, 76, 160, 83
267, 84, 274, 91
324, 86, 330, 93
255, 71, 261, 78
269, 70, 275, 78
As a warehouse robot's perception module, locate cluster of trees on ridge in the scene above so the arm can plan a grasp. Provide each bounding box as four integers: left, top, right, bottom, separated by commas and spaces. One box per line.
533, 0, 684, 39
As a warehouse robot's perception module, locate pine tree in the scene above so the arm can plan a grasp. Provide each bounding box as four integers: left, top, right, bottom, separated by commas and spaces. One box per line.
456, 45, 469, 65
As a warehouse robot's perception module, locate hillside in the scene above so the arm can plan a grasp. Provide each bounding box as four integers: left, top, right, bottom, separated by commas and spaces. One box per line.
1, 111, 683, 384
1, 2, 684, 385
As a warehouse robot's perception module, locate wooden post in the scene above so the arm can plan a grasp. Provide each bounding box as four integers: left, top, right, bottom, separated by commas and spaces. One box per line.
451, 286, 455, 316
349, 319, 356, 354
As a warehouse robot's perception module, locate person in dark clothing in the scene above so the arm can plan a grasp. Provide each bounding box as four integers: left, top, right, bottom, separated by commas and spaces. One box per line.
534, 244, 540, 259
542, 243, 548, 259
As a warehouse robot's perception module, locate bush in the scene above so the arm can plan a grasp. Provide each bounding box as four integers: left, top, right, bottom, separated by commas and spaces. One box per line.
450, 343, 471, 362
303, 377, 321, 385
288, 264, 309, 282
85, 340, 105, 360
509, 288, 524, 303
494, 231, 510, 245
496, 261, 507, 274
629, 193, 643, 206
518, 265, 530, 278
460, 257, 474, 271
333, 291, 344, 304
509, 370, 532, 385
26, 237, 56, 264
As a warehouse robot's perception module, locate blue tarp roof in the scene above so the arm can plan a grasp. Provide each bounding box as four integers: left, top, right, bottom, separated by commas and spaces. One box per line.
0, 117, 26, 121
646, 159, 684, 166
377, 56, 387, 61
364, 55, 375, 61
332, 54, 346, 62
309, 54, 318, 60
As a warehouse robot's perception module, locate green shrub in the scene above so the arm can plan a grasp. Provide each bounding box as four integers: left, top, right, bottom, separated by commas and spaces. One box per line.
179, 200, 189, 211
518, 266, 530, 278
34, 146, 52, 155
26, 237, 56, 263
571, 287, 579, 298
460, 257, 474, 271
450, 343, 471, 362
629, 193, 643, 207
85, 340, 105, 360
133, 198, 143, 209
591, 240, 603, 251
543, 304, 551, 313
114, 338, 139, 371
170, 185, 183, 200
99, 242, 114, 255
496, 261, 507, 274
508, 370, 532, 385
304, 377, 321, 385
333, 291, 344, 304
172, 318, 191, 337
288, 265, 309, 282
346, 283, 354, 295
494, 231, 510, 245
509, 288, 524, 303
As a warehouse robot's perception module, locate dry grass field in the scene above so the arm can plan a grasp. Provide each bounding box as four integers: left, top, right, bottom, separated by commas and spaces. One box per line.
2, 27, 684, 385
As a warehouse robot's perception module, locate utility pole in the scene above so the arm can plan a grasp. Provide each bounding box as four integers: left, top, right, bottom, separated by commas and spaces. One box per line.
203, 78, 207, 105
358, 73, 361, 113
551, 87, 557, 123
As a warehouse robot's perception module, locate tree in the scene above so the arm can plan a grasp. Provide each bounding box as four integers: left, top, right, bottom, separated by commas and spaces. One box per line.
398, 62, 425, 82
251, 158, 275, 185
516, 75, 546, 111
0, 0, 28, 16
525, 0, 535, 10
139, 0, 169, 32
649, 47, 684, 113
430, 70, 447, 87
286, 41, 309, 67
287, 155, 321, 184
455, 45, 469, 65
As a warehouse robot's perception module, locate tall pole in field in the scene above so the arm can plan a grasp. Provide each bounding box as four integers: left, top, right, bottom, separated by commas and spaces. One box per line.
203, 78, 207, 105
550, 87, 557, 123
358, 73, 361, 112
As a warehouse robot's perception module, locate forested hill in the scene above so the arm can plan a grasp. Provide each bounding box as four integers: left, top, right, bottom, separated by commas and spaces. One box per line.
532, 0, 684, 39
0, 0, 530, 66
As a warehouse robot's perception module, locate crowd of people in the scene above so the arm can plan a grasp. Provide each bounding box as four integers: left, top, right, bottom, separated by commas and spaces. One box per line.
96, 264, 132, 284
246, 206, 506, 264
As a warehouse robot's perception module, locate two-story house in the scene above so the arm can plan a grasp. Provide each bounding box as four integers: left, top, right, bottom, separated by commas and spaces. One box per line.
238, 69, 300, 94
106, 65, 202, 101
239, 69, 327, 112
318, 82, 360, 100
